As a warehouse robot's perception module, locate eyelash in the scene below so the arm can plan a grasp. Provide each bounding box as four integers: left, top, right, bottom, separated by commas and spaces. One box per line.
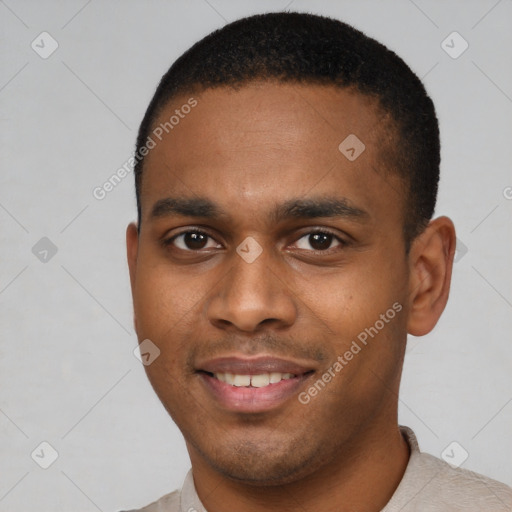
162, 228, 348, 253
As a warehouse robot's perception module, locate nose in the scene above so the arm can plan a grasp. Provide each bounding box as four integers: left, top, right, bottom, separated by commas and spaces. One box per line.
206, 247, 297, 333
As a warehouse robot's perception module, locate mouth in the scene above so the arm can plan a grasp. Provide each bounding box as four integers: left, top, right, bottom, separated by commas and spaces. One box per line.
196, 356, 315, 413
208, 371, 298, 387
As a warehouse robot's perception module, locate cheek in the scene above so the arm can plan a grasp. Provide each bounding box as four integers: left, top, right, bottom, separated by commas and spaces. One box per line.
297, 252, 408, 380
133, 262, 199, 340
303, 264, 403, 333
133, 266, 200, 406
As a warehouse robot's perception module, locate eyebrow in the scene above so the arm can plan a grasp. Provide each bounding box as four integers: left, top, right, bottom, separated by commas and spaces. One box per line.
149, 196, 369, 223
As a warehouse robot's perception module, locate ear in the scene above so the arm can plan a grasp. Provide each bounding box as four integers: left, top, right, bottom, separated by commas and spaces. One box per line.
126, 222, 139, 333
407, 216, 456, 336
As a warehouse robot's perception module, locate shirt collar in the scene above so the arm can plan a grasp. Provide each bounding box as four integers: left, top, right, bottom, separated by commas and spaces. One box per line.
180, 425, 422, 512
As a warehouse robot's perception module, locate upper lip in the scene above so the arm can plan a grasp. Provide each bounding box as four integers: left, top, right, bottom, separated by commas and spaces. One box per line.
197, 356, 315, 375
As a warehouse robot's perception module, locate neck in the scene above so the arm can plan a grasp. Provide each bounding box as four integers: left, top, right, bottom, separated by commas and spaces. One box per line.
189, 422, 410, 512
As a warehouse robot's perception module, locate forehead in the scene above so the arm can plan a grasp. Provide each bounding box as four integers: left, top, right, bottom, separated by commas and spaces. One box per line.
140, 82, 400, 225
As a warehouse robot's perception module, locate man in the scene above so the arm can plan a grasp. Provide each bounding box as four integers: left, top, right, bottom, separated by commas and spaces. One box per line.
124, 11, 512, 512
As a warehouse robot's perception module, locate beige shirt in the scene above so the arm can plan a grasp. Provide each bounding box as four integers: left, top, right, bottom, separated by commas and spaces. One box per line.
123, 426, 512, 511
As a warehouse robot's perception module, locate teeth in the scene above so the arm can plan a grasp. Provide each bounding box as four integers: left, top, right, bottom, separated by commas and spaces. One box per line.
251, 374, 270, 388
213, 372, 295, 387
233, 374, 251, 386
270, 372, 283, 384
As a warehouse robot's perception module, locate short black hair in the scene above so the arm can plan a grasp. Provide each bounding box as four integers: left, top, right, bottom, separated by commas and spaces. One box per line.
134, 11, 439, 247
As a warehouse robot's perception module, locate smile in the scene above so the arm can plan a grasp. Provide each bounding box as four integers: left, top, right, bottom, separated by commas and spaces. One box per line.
212, 372, 295, 388
196, 356, 315, 413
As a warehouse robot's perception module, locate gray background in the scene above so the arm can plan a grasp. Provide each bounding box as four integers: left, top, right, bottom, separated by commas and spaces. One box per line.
1, 0, 511, 511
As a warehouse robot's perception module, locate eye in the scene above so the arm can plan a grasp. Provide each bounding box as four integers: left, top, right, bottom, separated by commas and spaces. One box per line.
293, 230, 344, 251
165, 230, 221, 251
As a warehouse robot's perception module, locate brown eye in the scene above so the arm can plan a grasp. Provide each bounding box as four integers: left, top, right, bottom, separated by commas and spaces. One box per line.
168, 230, 221, 251
309, 232, 332, 250
294, 231, 343, 251
184, 232, 208, 250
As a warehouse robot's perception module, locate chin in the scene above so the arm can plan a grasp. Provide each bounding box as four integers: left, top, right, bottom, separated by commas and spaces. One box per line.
192, 436, 325, 486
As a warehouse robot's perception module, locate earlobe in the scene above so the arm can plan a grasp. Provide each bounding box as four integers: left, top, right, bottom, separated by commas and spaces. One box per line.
126, 222, 139, 284
407, 216, 456, 336
126, 222, 139, 332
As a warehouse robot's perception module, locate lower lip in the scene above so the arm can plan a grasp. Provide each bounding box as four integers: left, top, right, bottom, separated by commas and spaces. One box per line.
198, 372, 312, 413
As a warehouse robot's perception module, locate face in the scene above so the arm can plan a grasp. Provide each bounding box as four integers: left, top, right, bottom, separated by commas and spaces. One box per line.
127, 82, 418, 485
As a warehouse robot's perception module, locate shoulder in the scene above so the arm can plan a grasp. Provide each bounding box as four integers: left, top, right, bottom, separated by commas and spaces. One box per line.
119, 489, 180, 512
385, 427, 512, 511
119, 470, 203, 512
417, 451, 512, 511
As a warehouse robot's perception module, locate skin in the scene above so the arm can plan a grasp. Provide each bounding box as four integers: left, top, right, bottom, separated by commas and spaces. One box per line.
127, 82, 456, 512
